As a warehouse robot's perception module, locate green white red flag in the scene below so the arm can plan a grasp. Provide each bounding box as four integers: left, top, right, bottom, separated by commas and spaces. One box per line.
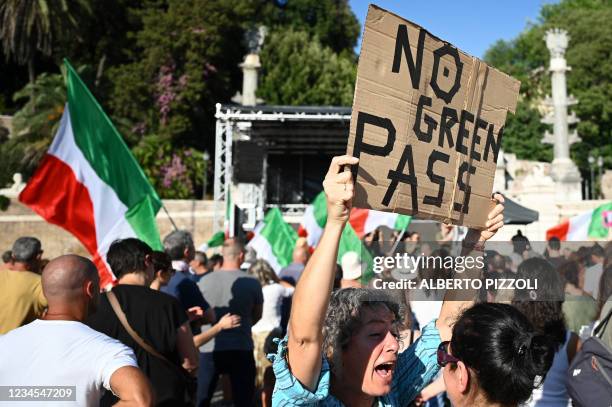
298, 192, 391, 283
298, 191, 412, 244
546, 202, 612, 241
19, 60, 163, 288
247, 207, 297, 273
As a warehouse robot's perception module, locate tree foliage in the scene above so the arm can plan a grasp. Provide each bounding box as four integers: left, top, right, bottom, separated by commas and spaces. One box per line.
0, 0, 361, 197
0, 0, 91, 81
484, 0, 612, 174
255, 0, 359, 105
254, 0, 360, 56
132, 136, 206, 199
107, 0, 251, 150
0, 70, 66, 184
257, 29, 356, 106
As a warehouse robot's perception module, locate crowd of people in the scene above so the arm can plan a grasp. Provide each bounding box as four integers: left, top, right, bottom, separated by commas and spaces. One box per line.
0, 155, 611, 407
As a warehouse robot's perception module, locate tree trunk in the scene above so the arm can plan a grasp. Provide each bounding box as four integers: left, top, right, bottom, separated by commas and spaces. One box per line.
28, 59, 35, 83
28, 59, 36, 110
95, 54, 107, 88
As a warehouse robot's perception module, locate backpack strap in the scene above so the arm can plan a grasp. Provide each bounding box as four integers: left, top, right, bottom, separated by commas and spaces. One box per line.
106, 290, 172, 365
566, 332, 580, 363
594, 305, 612, 339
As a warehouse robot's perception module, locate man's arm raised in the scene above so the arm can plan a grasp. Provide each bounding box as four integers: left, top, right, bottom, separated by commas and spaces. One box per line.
436, 193, 505, 341
287, 155, 358, 391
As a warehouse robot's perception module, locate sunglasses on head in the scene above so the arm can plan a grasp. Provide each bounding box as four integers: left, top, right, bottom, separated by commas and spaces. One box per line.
437, 341, 460, 367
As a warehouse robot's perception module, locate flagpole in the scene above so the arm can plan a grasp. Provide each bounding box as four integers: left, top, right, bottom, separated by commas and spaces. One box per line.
162, 204, 179, 231
389, 224, 408, 255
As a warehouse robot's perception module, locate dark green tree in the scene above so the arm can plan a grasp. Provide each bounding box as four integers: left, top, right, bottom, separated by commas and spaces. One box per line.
0, 70, 65, 186
107, 0, 252, 149
0, 0, 362, 198
253, 0, 360, 56
484, 0, 612, 174
257, 29, 356, 106
0, 0, 91, 82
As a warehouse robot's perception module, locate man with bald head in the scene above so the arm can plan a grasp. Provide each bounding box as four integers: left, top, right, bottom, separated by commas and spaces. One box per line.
0, 255, 153, 406
196, 238, 263, 406
279, 244, 310, 286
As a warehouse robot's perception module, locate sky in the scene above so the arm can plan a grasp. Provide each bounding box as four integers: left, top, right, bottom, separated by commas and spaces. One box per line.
349, 1, 559, 58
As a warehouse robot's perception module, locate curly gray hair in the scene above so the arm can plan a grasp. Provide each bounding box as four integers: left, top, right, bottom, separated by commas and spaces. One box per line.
322, 288, 404, 375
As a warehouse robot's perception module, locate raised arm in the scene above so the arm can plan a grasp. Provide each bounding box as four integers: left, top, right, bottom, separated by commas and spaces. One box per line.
287, 155, 358, 391
436, 193, 505, 341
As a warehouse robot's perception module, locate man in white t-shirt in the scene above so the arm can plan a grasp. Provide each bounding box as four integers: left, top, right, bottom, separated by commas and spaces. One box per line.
0, 255, 153, 406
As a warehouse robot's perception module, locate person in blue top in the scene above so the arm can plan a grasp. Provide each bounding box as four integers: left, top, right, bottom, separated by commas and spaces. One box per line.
270, 155, 505, 407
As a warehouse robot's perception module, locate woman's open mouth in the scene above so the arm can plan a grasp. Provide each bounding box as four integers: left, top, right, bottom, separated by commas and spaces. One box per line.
374, 361, 396, 379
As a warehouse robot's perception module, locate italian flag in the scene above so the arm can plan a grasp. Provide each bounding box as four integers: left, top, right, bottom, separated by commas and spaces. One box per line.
546, 202, 612, 241
298, 192, 412, 245
338, 222, 375, 284
349, 208, 412, 238
248, 207, 298, 273
298, 192, 327, 248
19, 60, 163, 288
298, 192, 389, 284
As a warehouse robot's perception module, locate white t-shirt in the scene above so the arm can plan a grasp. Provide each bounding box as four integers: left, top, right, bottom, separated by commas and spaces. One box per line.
584, 263, 603, 300
252, 283, 294, 333
0, 319, 138, 406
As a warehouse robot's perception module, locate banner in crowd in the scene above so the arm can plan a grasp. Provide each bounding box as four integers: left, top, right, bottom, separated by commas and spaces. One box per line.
546, 202, 612, 241
248, 207, 298, 273
349, 208, 411, 238
298, 192, 405, 283
19, 60, 163, 287
347, 5, 520, 229
299, 192, 412, 244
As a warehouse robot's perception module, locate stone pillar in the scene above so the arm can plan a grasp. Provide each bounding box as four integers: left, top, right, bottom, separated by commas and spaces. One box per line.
493, 149, 507, 193
240, 53, 261, 106
542, 29, 582, 201
233, 26, 267, 107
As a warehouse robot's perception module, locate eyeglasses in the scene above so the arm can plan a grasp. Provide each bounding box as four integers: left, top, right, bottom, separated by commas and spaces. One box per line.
437, 341, 460, 367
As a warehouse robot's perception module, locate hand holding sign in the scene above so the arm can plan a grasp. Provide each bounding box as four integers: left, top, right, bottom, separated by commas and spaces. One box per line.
347, 5, 520, 229
323, 155, 359, 226
462, 193, 505, 251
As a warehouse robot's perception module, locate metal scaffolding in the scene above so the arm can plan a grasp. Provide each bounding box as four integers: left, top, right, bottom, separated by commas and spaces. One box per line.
213, 103, 351, 232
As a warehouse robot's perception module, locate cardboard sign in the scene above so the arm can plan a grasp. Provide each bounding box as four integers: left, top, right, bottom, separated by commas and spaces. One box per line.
347, 5, 520, 229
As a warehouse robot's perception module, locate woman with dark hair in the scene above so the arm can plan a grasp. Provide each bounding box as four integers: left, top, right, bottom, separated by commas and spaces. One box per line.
149, 250, 241, 349
270, 155, 505, 407
150, 250, 175, 290
512, 258, 580, 407
441, 303, 555, 406
558, 260, 598, 333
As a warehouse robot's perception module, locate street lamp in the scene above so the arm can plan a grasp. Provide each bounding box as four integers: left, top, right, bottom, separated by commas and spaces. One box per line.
588, 155, 595, 199
203, 151, 210, 200
597, 156, 604, 198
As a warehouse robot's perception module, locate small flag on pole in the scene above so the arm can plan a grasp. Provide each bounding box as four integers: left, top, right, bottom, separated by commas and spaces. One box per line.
248, 207, 298, 273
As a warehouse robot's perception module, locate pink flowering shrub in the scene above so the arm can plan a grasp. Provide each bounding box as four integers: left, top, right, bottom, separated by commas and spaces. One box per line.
134, 137, 205, 199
